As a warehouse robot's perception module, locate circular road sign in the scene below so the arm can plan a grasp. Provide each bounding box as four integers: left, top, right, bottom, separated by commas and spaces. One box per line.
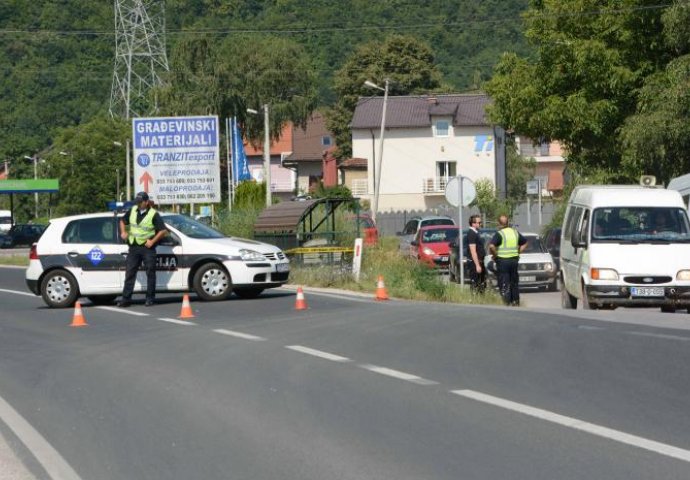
445, 176, 476, 207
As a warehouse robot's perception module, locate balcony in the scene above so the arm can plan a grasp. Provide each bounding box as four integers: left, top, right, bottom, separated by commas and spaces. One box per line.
422, 177, 449, 194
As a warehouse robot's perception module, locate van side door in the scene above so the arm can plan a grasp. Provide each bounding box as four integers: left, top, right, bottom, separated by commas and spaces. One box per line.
561, 205, 583, 295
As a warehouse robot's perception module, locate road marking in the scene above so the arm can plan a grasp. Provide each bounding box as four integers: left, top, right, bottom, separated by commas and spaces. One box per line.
213, 329, 266, 341
452, 389, 690, 463
0, 288, 35, 297
625, 331, 690, 342
285, 345, 351, 362
359, 364, 438, 385
96, 306, 149, 317
577, 325, 606, 331
0, 393, 83, 480
158, 317, 197, 326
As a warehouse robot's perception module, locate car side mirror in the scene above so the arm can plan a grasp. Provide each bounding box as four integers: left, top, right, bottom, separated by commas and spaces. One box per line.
571, 229, 586, 249
159, 235, 179, 247
411, 240, 418, 246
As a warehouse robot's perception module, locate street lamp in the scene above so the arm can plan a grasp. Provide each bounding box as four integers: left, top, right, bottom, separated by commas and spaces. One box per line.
113, 141, 131, 201
23, 155, 39, 219
247, 105, 271, 207
363, 78, 389, 223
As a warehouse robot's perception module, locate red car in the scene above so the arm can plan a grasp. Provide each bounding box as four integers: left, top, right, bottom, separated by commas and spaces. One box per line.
410, 225, 459, 268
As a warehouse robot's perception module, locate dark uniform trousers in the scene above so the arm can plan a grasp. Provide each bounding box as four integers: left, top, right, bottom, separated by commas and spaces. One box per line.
468, 261, 487, 294
122, 244, 157, 302
496, 256, 520, 306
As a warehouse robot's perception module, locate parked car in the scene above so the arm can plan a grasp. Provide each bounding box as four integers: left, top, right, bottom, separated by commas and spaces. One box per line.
398, 215, 455, 252
1, 224, 47, 248
26, 212, 290, 308
0, 210, 12, 233
410, 225, 459, 269
541, 227, 561, 272
448, 228, 496, 284
484, 232, 558, 291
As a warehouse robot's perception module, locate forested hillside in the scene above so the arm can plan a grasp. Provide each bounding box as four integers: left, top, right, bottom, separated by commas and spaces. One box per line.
0, 0, 530, 166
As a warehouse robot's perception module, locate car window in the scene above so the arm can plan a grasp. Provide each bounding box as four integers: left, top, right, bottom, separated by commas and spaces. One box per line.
422, 228, 458, 243
402, 220, 418, 235
0, 217, 11, 225
62, 218, 117, 244
164, 214, 225, 239
523, 236, 546, 254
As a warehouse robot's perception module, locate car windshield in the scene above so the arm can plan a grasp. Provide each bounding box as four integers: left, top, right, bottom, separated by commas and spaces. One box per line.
592, 207, 690, 243
163, 214, 225, 239
0, 217, 11, 225
523, 236, 545, 253
422, 228, 458, 243
421, 218, 454, 229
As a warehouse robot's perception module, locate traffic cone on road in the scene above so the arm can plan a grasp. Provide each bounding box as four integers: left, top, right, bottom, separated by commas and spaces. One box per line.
295, 287, 308, 310
70, 301, 88, 327
375, 275, 389, 301
179, 294, 195, 319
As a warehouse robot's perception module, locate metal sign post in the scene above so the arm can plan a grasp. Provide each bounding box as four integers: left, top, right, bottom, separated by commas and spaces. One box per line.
445, 175, 476, 288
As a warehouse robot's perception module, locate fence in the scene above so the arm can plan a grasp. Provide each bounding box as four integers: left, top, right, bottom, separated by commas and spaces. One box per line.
375, 200, 558, 237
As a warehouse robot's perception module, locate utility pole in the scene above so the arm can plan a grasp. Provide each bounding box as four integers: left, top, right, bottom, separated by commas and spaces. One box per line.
263, 104, 271, 207
110, 0, 169, 119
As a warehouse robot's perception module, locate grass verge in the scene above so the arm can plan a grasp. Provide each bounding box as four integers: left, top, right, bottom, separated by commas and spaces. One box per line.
0, 255, 29, 267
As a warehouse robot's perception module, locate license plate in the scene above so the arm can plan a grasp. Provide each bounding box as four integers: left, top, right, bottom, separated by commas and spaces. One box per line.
631, 287, 664, 297
520, 275, 536, 282
440, 256, 449, 262
276, 263, 290, 272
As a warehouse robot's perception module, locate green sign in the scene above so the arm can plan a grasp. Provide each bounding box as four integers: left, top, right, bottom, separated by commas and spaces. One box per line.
0, 179, 59, 193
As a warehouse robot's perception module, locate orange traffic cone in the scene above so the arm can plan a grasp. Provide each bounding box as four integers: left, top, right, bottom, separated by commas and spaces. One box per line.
375, 275, 389, 301
295, 286, 308, 310
70, 301, 88, 327
179, 294, 195, 319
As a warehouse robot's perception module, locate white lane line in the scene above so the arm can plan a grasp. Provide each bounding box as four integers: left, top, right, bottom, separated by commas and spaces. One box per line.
625, 331, 690, 342
285, 345, 351, 362
213, 329, 266, 341
158, 317, 197, 326
0, 288, 35, 297
0, 393, 83, 480
452, 389, 690, 464
96, 306, 149, 317
359, 364, 438, 385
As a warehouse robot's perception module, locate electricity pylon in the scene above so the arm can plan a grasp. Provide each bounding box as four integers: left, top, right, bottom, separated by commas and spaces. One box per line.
109, 0, 169, 119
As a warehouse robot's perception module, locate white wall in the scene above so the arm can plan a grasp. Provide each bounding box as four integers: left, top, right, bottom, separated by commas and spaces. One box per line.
352, 122, 496, 211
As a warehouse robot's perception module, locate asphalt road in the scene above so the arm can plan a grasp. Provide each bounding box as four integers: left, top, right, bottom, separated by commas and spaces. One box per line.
2, 268, 690, 479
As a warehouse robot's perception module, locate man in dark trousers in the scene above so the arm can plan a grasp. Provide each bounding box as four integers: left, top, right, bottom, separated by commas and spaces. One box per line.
118, 192, 168, 307
489, 214, 527, 306
466, 214, 487, 293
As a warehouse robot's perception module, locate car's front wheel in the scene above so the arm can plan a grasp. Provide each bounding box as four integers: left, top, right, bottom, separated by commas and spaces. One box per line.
193, 262, 232, 301
41, 270, 79, 308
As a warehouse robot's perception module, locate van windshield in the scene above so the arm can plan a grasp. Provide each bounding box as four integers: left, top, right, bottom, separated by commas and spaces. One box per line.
591, 207, 690, 243
0, 217, 11, 225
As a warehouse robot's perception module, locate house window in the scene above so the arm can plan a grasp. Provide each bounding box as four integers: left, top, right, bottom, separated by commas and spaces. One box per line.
435, 120, 450, 137
437, 161, 456, 179
321, 136, 332, 146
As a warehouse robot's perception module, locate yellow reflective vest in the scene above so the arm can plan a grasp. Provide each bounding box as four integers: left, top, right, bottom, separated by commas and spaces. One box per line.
128, 208, 156, 245
497, 227, 519, 258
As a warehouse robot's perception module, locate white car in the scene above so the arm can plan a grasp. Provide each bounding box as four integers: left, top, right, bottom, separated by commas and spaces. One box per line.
484, 233, 558, 291
26, 212, 290, 308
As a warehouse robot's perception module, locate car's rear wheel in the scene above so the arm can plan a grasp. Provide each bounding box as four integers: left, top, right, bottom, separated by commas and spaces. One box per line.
193, 262, 232, 301
234, 288, 264, 299
41, 270, 79, 308
87, 295, 117, 305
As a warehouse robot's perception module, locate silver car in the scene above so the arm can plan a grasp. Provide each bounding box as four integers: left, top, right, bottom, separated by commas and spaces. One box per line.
485, 233, 558, 291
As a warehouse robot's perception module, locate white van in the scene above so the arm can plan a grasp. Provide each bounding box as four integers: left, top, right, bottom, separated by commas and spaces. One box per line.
0, 210, 11, 233
560, 186, 690, 312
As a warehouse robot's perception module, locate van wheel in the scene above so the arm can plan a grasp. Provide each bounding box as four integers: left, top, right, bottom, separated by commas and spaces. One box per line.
193, 263, 232, 301
41, 270, 79, 308
581, 283, 597, 310
561, 281, 577, 309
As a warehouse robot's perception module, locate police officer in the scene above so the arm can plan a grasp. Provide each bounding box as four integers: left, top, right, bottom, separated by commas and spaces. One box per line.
117, 192, 168, 307
467, 214, 487, 293
489, 214, 527, 306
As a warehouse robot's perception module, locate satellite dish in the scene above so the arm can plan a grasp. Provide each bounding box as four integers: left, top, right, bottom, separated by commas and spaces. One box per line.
445, 176, 476, 207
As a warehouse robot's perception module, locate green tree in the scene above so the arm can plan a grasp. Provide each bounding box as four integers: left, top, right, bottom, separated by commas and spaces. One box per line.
327, 34, 445, 158
485, 1, 669, 176
158, 35, 319, 143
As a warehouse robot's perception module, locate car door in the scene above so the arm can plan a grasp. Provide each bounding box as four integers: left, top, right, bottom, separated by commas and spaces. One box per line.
399, 220, 418, 252
152, 231, 185, 291
61, 216, 127, 294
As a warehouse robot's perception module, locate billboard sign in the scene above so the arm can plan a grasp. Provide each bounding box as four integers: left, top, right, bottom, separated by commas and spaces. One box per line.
132, 116, 220, 204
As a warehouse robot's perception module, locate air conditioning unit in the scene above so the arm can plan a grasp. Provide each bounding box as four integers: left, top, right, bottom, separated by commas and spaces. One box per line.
639, 175, 657, 187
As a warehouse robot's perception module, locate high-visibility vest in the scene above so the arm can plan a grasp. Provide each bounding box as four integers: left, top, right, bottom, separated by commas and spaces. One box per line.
497, 227, 519, 258
128, 208, 156, 245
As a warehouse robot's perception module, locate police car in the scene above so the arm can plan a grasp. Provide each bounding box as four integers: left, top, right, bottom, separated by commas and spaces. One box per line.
26, 212, 290, 308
